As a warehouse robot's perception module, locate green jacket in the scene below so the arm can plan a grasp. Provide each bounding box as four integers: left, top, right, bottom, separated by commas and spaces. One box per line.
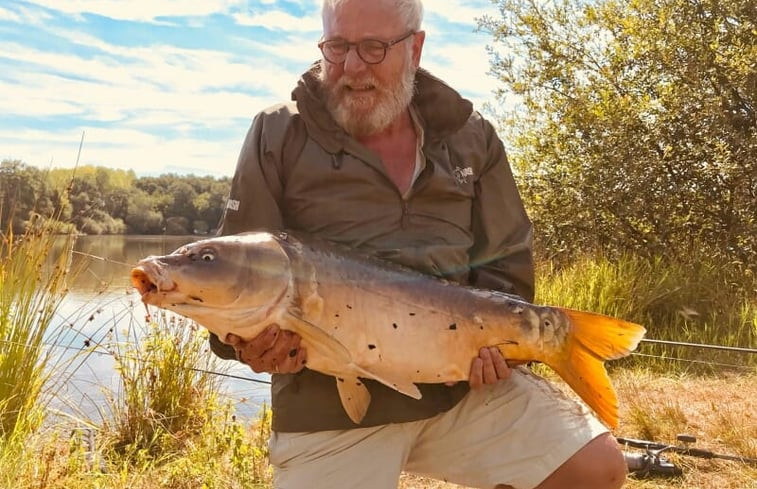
211, 63, 534, 432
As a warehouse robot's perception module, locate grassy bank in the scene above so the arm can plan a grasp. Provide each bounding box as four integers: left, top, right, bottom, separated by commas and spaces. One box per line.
1, 223, 754, 488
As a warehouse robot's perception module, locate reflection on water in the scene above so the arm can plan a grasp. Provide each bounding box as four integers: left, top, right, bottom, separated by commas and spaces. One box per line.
49, 235, 270, 422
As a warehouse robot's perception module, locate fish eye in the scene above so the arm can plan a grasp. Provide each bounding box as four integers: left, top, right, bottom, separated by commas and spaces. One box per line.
200, 249, 215, 261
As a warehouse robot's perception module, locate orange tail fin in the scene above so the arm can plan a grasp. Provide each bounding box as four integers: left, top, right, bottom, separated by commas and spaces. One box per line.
548, 308, 645, 429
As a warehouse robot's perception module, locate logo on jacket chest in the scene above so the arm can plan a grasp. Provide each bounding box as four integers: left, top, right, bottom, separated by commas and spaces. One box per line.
453, 166, 474, 184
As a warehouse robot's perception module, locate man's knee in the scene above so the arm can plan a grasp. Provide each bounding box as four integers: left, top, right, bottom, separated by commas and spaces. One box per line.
539, 433, 626, 489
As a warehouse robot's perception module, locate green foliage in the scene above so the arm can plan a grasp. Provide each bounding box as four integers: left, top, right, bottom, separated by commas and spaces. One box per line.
1, 161, 231, 236
536, 251, 756, 371
480, 0, 756, 276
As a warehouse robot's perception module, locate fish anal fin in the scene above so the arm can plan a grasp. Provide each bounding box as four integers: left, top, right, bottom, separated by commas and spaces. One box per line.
352, 366, 422, 400
548, 308, 646, 429
336, 376, 371, 424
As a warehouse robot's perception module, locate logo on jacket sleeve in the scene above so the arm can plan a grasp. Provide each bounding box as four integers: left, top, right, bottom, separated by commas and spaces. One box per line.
226, 199, 240, 211
453, 166, 474, 184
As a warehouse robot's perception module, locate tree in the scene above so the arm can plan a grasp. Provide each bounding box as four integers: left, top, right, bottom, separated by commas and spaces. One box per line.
0, 160, 56, 232
480, 0, 755, 272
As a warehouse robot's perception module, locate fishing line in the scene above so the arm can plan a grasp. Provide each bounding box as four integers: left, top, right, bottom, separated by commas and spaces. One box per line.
640, 338, 756, 354
630, 352, 754, 371
71, 250, 134, 267
0, 338, 272, 385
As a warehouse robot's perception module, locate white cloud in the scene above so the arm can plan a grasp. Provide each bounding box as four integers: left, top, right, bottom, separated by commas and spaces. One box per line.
1, 0, 508, 176
23, 0, 245, 23
0, 126, 247, 176
423, 0, 497, 25
233, 10, 321, 31
0, 35, 301, 121
0, 6, 21, 22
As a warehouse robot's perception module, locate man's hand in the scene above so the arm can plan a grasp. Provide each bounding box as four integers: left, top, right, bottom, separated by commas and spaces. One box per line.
226, 325, 307, 374
468, 346, 514, 389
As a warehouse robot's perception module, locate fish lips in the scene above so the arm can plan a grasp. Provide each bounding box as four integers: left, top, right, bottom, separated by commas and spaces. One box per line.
131, 262, 180, 305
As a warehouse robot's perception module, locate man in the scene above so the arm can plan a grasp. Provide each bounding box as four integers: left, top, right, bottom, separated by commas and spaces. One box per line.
211, 0, 627, 488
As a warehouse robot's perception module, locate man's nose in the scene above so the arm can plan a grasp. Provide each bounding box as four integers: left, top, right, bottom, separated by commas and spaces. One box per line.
342, 46, 368, 74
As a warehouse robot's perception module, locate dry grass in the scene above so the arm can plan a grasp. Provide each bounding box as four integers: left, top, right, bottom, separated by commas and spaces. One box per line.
399, 369, 757, 489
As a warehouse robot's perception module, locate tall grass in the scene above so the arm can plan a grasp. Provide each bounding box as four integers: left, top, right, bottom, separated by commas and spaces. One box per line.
103, 310, 226, 459
536, 251, 756, 372
0, 216, 78, 480
0, 218, 75, 435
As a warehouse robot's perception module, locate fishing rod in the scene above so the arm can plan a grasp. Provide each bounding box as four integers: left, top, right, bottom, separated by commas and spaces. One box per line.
618, 434, 757, 477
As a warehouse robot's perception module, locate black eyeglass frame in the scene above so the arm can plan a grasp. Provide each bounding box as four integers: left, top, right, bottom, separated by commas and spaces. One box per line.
318, 31, 416, 65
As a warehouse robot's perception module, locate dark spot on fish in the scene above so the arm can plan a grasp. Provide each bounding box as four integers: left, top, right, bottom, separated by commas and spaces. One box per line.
437, 374, 441, 378
392, 323, 398, 329
302, 359, 307, 365
88, 315, 95, 322
83, 339, 91, 347
335, 313, 340, 318
409, 312, 416, 316
449, 323, 457, 330
480, 326, 484, 330
189, 296, 204, 302
289, 348, 298, 358
543, 319, 552, 328
346, 304, 352, 309
356, 381, 362, 386
416, 370, 420, 373
170, 304, 176, 307
368, 344, 376, 350
337, 377, 344, 382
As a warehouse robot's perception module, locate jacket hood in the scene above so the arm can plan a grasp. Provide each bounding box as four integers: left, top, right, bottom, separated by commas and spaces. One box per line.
291, 62, 474, 153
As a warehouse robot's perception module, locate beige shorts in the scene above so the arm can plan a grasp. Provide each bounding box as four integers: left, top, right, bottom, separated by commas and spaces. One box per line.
268, 368, 608, 489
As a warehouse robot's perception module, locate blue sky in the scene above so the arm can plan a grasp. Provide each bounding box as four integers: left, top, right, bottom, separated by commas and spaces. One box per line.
0, 0, 505, 177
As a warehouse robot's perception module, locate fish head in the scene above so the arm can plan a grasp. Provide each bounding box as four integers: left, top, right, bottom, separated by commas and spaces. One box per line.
130, 232, 292, 337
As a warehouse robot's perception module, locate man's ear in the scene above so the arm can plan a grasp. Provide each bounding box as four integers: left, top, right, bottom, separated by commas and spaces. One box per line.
412, 30, 426, 67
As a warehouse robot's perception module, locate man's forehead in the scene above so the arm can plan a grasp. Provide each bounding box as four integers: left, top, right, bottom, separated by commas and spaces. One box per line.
323, 0, 402, 37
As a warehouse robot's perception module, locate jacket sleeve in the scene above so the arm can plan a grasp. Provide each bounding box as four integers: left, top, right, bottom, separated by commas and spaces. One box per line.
217, 110, 287, 236
468, 117, 535, 302
210, 108, 289, 359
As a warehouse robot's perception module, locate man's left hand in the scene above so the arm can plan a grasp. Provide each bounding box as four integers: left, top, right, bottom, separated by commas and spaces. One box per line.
469, 346, 514, 389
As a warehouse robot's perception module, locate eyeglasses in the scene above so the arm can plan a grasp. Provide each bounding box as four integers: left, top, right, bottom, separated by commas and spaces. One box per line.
318, 31, 415, 65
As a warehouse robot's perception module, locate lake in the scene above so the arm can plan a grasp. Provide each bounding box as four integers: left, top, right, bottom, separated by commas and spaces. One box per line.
48, 235, 271, 423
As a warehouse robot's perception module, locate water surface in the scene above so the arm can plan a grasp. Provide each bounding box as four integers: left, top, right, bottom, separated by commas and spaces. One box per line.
49, 235, 270, 422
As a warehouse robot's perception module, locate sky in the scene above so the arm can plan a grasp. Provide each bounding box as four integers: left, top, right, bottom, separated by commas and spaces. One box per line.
0, 0, 505, 177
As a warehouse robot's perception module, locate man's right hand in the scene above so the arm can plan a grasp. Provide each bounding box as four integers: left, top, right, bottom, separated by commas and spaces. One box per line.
226, 325, 307, 374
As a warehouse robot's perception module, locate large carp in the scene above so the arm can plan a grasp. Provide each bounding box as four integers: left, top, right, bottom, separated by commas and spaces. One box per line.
131, 231, 645, 429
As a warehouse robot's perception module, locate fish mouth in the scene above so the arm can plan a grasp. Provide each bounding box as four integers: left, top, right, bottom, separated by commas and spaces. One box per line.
131, 264, 177, 304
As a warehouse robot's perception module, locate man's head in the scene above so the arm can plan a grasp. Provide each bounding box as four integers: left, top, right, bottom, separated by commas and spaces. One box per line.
319, 0, 425, 137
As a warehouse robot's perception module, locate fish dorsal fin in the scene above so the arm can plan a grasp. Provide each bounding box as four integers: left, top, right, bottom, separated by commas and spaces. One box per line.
335, 376, 371, 424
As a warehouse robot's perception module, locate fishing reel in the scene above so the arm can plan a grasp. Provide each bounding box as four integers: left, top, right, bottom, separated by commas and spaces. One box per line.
619, 434, 692, 477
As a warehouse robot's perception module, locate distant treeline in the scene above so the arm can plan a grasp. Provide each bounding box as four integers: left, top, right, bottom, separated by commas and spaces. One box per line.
0, 160, 231, 235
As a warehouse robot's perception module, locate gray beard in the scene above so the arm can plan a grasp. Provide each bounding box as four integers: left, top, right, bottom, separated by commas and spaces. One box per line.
320, 61, 417, 138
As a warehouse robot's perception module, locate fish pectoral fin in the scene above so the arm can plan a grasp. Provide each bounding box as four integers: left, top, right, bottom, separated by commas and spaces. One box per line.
284, 313, 422, 403
336, 376, 371, 424
284, 313, 354, 364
